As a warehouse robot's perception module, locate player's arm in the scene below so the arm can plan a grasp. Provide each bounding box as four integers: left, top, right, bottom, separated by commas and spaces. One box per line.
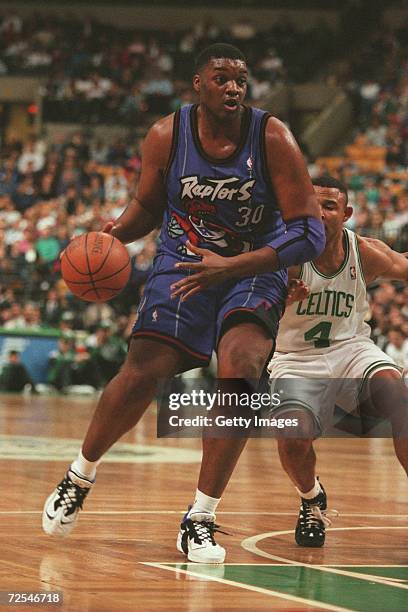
288, 265, 302, 280
105, 116, 173, 244
358, 236, 408, 284
245, 117, 325, 272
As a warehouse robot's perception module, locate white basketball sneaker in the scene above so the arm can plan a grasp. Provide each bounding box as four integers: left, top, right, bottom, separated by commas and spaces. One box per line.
177, 509, 226, 563
42, 467, 94, 536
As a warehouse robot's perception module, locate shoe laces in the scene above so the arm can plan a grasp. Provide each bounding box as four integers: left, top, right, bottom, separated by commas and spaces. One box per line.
192, 520, 218, 545
55, 475, 90, 516
304, 503, 338, 529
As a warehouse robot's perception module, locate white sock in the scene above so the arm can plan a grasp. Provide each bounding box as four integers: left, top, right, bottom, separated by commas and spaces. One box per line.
189, 489, 220, 517
71, 449, 100, 481
296, 477, 321, 500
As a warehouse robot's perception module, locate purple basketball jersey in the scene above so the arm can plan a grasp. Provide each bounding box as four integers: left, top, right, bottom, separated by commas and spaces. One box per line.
161, 104, 286, 258
132, 104, 288, 368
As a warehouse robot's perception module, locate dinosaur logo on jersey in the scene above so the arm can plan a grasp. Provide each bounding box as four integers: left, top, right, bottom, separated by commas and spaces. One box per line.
180, 176, 255, 202
168, 198, 252, 256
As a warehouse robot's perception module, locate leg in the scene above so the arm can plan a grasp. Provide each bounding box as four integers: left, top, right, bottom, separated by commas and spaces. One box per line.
368, 369, 408, 476
276, 411, 317, 493
198, 322, 273, 497
82, 338, 183, 460
177, 322, 274, 563
43, 338, 184, 536
276, 411, 329, 548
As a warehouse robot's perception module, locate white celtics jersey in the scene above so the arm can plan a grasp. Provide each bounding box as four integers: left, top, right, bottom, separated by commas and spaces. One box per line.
276, 228, 371, 353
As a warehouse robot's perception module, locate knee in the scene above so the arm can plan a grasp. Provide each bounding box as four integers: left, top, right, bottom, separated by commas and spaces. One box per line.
275, 409, 318, 439
218, 348, 265, 379
117, 362, 156, 396
278, 438, 313, 459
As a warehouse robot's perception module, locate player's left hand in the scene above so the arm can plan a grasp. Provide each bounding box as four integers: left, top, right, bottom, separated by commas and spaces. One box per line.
286, 278, 310, 305
171, 241, 232, 300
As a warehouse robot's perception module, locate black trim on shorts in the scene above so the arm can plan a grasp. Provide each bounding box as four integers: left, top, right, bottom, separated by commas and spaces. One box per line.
132, 330, 210, 373
218, 303, 282, 392
163, 109, 181, 183
219, 302, 282, 342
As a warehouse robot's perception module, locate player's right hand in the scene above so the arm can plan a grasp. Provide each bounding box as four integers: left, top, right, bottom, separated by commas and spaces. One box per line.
286, 279, 309, 305
171, 240, 233, 300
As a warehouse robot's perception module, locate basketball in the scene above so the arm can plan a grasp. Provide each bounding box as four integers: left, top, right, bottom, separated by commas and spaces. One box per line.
61, 231, 131, 302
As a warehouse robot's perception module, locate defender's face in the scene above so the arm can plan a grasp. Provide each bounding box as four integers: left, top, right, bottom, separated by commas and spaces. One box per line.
315, 186, 351, 241
193, 58, 248, 119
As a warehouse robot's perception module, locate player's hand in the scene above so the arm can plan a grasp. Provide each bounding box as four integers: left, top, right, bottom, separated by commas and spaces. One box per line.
171, 241, 232, 301
102, 221, 114, 234
286, 278, 309, 305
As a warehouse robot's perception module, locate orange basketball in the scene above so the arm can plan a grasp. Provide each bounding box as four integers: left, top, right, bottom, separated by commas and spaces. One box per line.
61, 231, 131, 302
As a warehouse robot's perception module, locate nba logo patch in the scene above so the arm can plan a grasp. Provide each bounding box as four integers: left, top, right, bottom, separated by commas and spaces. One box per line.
246, 156, 253, 171
350, 266, 356, 280
152, 309, 158, 322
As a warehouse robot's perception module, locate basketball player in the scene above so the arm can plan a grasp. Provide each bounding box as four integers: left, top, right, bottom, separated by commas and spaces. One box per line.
174, 175, 408, 549
268, 175, 408, 547
42, 44, 325, 563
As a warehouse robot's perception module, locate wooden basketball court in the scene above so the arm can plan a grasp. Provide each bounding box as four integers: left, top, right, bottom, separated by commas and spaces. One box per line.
1, 393, 407, 610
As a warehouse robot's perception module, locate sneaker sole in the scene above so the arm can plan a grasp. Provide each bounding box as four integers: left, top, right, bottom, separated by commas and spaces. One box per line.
295, 539, 325, 548
176, 532, 185, 554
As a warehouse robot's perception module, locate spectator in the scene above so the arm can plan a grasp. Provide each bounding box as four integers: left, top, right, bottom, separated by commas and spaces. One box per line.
3, 302, 25, 329
385, 328, 408, 369
86, 321, 127, 385
47, 337, 102, 392
0, 350, 36, 392
35, 227, 60, 269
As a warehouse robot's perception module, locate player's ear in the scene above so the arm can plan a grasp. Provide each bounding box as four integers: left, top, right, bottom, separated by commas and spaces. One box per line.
344, 205, 353, 222
193, 74, 201, 93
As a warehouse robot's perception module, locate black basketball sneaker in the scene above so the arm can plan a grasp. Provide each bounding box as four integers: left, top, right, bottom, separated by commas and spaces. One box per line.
295, 482, 335, 547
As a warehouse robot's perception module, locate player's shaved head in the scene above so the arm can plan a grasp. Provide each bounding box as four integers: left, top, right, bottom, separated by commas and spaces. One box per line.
312, 175, 348, 205
195, 43, 246, 73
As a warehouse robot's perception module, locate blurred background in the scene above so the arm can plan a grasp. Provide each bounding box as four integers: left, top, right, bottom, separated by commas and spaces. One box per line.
0, 0, 407, 393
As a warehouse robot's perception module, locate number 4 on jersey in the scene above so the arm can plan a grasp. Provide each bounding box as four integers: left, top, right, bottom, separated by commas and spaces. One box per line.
304, 321, 332, 348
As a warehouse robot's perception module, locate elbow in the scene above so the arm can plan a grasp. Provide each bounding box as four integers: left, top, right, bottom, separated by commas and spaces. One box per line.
269, 217, 326, 269
305, 218, 326, 261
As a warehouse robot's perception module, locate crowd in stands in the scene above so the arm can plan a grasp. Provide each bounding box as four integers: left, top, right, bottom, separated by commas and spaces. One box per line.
0, 12, 340, 124
0, 9, 407, 391
0, 124, 406, 389
314, 24, 408, 369
0, 127, 159, 390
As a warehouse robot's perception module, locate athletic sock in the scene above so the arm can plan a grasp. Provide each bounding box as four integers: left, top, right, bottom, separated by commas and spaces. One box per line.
188, 489, 220, 517
296, 477, 322, 500
71, 449, 100, 481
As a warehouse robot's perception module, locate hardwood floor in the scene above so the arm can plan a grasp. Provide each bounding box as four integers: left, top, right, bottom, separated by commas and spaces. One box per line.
0, 394, 406, 611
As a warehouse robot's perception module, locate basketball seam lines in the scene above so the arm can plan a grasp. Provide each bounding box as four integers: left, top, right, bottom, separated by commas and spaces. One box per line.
61, 259, 130, 284
91, 234, 116, 276
84, 233, 100, 300
64, 249, 89, 275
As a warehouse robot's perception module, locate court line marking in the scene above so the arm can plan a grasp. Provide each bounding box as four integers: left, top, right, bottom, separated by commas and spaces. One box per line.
155, 563, 408, 568
1, 510, 407, 517
242, 527, 408, 590
141, 562, 353, 612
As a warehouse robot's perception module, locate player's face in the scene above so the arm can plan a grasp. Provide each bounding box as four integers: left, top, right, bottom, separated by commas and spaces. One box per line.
315, 186, 352, 241
193, 58, 248, 120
